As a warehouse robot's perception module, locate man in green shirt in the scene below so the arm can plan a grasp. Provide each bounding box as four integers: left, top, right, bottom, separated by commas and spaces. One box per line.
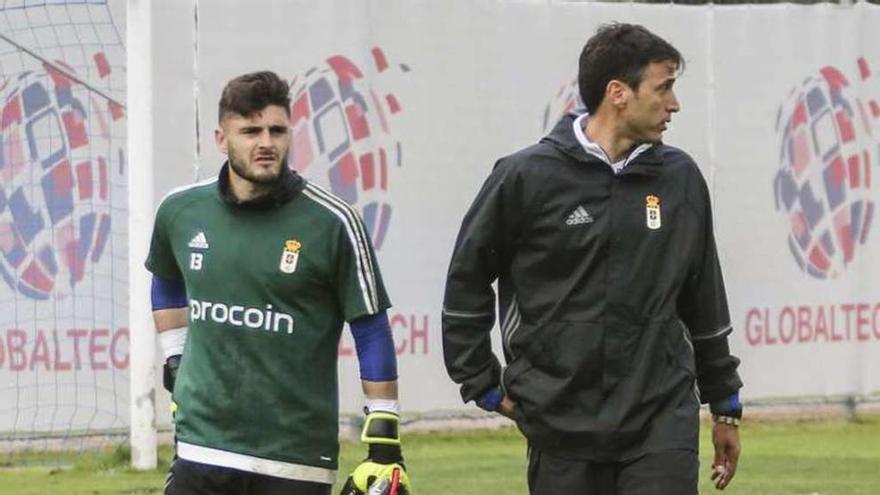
147, 71, 409, 495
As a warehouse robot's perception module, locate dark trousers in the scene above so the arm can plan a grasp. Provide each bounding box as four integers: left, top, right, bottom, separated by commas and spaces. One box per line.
166, 458, 332, 495
527, 448, 698, 495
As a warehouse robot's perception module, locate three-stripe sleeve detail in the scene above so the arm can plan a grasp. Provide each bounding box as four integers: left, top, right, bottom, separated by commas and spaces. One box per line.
302, 184, 378, 314
691, 323, 733, 342
159, 177, 219, 204
501, 297, 521, 355
442, 308, 494, 319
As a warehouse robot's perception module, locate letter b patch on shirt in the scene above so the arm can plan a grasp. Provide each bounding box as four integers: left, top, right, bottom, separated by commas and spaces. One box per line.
190, 252, 204, 270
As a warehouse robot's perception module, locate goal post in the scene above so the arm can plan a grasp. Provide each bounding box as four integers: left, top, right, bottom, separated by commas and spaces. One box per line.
127, 0, 157, 471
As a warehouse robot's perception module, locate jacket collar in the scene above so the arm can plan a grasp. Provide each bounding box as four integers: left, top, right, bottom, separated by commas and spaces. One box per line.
541, 113, 664, 175
217, 161, 305, 210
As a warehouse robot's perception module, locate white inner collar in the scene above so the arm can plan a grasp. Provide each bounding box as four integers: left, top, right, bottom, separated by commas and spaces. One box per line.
572, 113, 651, 174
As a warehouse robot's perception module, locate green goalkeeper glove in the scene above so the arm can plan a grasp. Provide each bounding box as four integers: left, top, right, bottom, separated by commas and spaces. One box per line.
339, 411, 411, 495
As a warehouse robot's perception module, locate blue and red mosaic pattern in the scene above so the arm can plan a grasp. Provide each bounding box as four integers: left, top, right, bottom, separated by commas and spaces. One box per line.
775, 60, 880, 279
289, 47, 408, 250
0, 56, 122, 299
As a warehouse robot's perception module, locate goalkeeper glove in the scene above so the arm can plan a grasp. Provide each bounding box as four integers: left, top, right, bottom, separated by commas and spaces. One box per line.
163, 354, 181, 393
339, 411, 411, 495
159, 327, 186, 394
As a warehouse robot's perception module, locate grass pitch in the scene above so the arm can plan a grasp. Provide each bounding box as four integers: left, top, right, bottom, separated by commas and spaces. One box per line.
1, 416, 878, 494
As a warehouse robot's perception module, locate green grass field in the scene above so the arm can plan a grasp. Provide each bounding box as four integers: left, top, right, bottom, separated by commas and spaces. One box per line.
2, 416, 878, 494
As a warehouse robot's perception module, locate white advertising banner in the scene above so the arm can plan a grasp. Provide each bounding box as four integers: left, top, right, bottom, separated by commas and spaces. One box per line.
189, 0, 720, 415
4, 0, 880, 435
182, 0, 880, 412
711, 5, 880, 399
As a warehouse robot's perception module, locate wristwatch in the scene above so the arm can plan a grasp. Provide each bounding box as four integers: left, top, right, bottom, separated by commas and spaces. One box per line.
712, 414, 741, 427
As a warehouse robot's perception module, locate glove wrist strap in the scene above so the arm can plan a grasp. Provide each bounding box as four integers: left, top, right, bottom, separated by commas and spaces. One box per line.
362, 412, 400, 446
368, 443, 403, 464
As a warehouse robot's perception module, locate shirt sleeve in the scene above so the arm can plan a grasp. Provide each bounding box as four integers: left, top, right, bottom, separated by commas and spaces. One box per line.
677, 172, 743, 404
144, 200, 183, 281
442, 159, 527, 403
334, 211, 391, 322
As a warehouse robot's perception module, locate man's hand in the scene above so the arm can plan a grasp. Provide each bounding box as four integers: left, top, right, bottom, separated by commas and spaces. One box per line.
497, 395, 517, 420
340, 462, 408, 495
163, 354, 181, 393
710, 422, 741, 490
340, 412, 411, 495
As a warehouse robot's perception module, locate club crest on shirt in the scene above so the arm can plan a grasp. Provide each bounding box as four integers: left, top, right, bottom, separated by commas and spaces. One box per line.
279, 240, 302, 274
646, 195, 661, 230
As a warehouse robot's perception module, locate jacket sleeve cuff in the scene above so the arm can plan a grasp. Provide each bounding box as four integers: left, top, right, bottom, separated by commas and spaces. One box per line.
694, 337, 743, 403
457, 359, 502, 404
475, 387, 504, 412
709, 391, 743, 418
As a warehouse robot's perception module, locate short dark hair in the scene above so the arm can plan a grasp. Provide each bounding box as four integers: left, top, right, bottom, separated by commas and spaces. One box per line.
578, 23, 683, 113
218, 71, 291, 123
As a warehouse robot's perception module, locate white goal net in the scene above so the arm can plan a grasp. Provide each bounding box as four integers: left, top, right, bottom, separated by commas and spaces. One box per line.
0, 0, 128, 457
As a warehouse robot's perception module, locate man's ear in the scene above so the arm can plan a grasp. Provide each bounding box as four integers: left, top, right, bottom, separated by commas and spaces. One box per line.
215, 126, 228, 154
606, 80, 631, 109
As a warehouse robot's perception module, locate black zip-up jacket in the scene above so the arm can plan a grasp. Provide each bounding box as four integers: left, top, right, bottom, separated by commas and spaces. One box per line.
442, 114, 742, 460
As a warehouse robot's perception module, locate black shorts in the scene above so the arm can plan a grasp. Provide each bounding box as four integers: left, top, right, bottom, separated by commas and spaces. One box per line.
165, 458, 332, 495
527, 447, 698, 495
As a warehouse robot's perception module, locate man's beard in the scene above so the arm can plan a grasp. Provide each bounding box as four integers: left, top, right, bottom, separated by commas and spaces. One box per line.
228, 150, 287, 186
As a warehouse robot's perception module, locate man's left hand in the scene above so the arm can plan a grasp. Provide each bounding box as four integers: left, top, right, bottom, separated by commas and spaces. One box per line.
710, 422, 741, 490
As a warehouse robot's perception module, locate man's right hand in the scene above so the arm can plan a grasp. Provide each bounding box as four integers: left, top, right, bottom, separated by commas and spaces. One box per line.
340, 411, 411, 495
163, 354, 181, 393
475, 387, 517, 419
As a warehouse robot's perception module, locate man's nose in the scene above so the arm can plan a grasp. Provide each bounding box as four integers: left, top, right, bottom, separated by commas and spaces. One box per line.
258, 129, 273, 147
668, 92, 681, 113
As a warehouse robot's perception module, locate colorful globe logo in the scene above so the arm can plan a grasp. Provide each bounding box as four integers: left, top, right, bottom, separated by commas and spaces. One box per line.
773, 61, 880, 279
0, 57, 123, 299
289, 47, 408, 250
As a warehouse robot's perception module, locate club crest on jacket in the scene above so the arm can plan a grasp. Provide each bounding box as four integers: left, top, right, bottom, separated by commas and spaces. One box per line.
646, 195, 662, 230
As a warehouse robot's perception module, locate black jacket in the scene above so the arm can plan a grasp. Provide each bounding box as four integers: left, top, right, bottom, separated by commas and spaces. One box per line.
442, 114, 742, 460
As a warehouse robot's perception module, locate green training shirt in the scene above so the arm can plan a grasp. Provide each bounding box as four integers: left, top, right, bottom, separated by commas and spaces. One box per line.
145, 165, 390, 483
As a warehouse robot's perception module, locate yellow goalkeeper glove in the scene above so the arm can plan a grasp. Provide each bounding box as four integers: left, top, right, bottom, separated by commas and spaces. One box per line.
339, 411, 411, 495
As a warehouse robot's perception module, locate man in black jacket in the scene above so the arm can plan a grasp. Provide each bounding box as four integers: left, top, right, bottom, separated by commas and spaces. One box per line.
442, 23, 743, 494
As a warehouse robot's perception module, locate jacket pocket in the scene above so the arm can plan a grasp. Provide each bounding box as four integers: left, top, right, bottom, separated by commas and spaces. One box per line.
502, 321, 603, 426
601, 323, 643, 393
501, 354, 534, 395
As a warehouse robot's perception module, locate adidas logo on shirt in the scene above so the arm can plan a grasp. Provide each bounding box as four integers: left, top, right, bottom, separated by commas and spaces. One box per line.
188, 232, 209, 249
565, 206, 594, 226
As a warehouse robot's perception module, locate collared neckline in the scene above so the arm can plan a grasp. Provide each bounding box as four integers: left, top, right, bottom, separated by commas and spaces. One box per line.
539, 113, 664, 174
217, 162, 305, 210
572, 112, 653, 175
